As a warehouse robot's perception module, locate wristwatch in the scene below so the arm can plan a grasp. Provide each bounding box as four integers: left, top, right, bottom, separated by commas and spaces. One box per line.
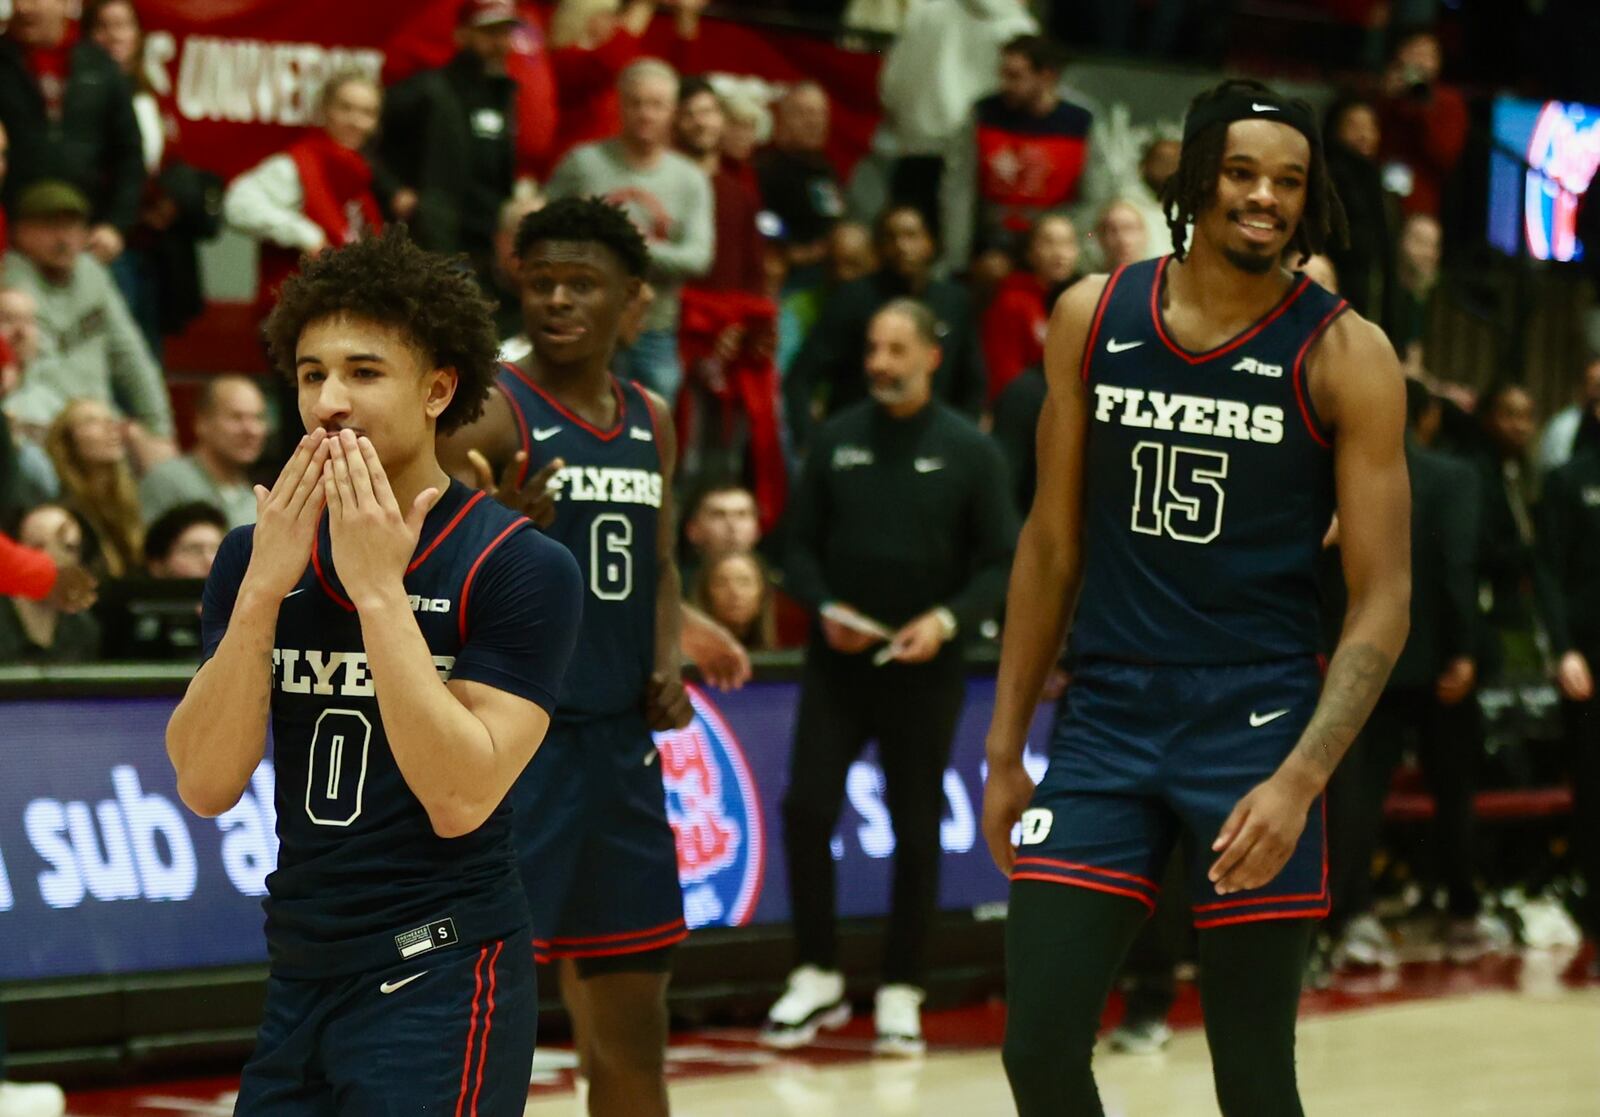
932, 606, 958, 641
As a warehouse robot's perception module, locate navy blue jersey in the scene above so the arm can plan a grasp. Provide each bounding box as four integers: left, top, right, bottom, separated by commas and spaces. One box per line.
1070, 256, 1348, 664
200, 479, 584, 978
496, 363, 662, 720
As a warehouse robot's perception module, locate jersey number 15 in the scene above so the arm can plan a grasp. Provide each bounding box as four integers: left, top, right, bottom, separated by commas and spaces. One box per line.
1130, 441, 1229, 544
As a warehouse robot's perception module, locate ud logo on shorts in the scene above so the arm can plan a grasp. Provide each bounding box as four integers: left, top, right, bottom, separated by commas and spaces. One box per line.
654, 685, 765, 930
1018, 807, 1054, 846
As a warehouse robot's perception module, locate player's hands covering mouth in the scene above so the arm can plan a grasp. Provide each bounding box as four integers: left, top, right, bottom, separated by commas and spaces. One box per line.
242, 429, 332, 600
324, 429, 442, 609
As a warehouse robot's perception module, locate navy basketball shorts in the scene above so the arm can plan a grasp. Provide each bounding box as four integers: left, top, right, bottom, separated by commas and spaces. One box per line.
511, 712, 688, 968
235, 935, 535, 1117
1013, 657, 1329, 928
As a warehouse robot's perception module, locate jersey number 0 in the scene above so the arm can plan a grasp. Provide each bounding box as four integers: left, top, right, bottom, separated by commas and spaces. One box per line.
305, 709, 372, 826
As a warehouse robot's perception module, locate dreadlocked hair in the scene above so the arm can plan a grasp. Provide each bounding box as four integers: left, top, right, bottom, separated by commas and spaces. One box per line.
1160, 78, 1349, 267
263, 226, 500, 436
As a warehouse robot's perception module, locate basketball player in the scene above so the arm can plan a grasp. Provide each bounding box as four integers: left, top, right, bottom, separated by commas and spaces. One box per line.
167, 230, 584, 1115
983, 79, 1412, 1115
437, 197, 689, 1117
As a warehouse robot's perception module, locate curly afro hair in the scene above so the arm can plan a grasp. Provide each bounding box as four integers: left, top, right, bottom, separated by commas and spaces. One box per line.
513, 196, 649, 277
263, 227, 500, 436
1161, 78, 1348, 267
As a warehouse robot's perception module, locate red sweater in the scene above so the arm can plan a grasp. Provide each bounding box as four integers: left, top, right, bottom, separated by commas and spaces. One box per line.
0, 532, 57, 601
548, 30, 644, 169
982, 270, 1051, 403
1379, 84, 1469, 218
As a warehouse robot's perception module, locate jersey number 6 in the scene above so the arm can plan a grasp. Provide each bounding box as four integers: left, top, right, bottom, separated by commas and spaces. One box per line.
305, 709, 373, 827
1130, 441, 1229, 544
591, 513, 634, 601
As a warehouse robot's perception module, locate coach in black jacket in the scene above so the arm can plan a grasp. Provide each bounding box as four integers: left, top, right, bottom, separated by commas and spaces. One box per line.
0, 5, 142, 248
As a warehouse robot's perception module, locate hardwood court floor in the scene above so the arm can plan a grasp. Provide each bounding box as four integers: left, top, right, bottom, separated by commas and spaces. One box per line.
61, 952, 1600, 1116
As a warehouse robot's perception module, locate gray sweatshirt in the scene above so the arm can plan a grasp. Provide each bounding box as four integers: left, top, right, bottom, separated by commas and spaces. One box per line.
1, 251, 173, 436
545, 139, 714, 332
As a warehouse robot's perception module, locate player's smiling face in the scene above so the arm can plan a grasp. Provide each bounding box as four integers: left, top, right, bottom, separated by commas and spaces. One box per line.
294, 313, 457, 467
1197, 119, 1310, 275
520, 240, 640, 366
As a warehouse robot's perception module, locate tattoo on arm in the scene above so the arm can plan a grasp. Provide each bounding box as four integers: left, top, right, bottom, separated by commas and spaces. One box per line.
1291, 643, 1393, 779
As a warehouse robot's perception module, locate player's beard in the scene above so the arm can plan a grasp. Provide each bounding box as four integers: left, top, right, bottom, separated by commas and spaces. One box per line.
1222, 244, 1277, 274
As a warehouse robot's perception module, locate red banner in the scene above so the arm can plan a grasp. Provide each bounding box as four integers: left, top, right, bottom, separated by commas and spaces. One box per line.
133, 1, 882, 182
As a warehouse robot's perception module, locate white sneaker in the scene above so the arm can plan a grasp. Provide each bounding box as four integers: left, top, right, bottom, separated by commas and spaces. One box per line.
0, 1080, 67, 1117
873, 984, 925, 1057
1334, 913, 1398, 970
760, 965, 849, 1049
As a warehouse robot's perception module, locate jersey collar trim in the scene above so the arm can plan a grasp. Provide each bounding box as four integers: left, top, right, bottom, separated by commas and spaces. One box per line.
1149, 255, 1312, 366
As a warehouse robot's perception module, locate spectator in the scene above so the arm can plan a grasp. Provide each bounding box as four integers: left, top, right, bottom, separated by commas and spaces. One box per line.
224, 69, 385, 310
754, 82, 846, 274
787, 204, 985, 443
693, 548, 777, 651
981, 212, 1079, 403
1377, 26, 1468, 220
718, 85, 770, 196
1077, 123, 1178, 267
0, 289, 59, 518
546, 58, 714, 402
138, 375, 266, 529
44, 397, 142, 577
677, 76, 764, 295
1536, 400, 1600, 976
547, 0, 708, 168
778, 219, 875, 373
490, 191, 545, 341
1472, 381, 1543, 683
0, 0, 143, 267
1387, 211, 1441, 358
989, 277, 1071, 514
681, 479, 761, 586
1538, 353, 1600, 473
1092, 197, 1150, 271
1323, 92, 1394, 323
379, 0, 520, 280
767, 299, 1015, 1056
0, 519, 93, 607
1323, 377, 1491, 970
143, 499, 224, 579
869, 0, 1037, 259
3, 180, 175, 468
959, 35, 1092, 280
0, 501, 99, 662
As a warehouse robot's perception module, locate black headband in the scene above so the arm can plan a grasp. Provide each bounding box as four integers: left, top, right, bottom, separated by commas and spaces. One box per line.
1182, 89, 1320, 152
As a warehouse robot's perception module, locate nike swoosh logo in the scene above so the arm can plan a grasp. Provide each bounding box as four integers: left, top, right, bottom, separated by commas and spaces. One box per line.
1252, 103, 1279, 112
1250, 709, 1291, 727
1106, 338, 1144, 354
914, 459, 944, 473
284, 588, 306, 599
379, 972, 428, 994
533, 426, 562, 441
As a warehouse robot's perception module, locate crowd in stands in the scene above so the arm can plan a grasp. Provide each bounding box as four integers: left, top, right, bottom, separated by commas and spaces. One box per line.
0, 0, 1595, 1014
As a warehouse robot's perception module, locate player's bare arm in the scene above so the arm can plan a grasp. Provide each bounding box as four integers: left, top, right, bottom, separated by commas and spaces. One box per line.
1209, 313, 1410, 894
167, 432, 332, 816
982, 275, 1107, 874
436, 384, 521, 488
681, 602, 753, 691
325, 431, 555, 838
643, 387, 694, 731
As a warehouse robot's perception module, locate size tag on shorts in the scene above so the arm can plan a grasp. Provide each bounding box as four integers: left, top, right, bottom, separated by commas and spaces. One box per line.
395, 917, 459, 960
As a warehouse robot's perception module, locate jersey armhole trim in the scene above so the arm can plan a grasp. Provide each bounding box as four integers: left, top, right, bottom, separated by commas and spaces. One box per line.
1291, 301, 1349, 449
456, 517, 533, 644
494, 378, 533, 489
1079, 266, 1125, 383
